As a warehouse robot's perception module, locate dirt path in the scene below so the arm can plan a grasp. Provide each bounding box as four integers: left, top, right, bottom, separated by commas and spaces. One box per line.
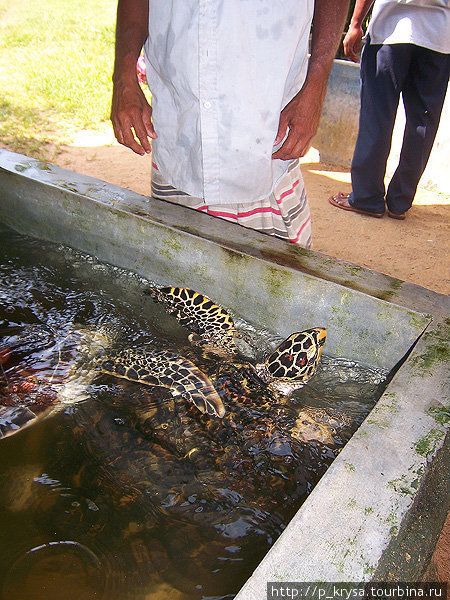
54, 132, 449, 296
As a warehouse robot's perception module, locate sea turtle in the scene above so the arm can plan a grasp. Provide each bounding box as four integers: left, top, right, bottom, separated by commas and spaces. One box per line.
91, 327, 326, 425
94, 348, 225, 418
0, 324, 325, 438
146, 286, 327, 395
0, 287, 326, 437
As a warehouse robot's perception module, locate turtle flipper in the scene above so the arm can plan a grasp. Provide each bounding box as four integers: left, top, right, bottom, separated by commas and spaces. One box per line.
146, 286, 238, 356
96, 348, 225, 418
180, 390, 226, 419
256, 328, 327, 393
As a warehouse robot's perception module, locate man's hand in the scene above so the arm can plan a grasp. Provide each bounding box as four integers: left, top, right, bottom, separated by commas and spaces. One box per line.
272, 79, 326, 160
111, 78, 157, 155
272, 0, 349, 161
111, 0, 154, 155
343, 24, 364, 62
343, 0, 376, 62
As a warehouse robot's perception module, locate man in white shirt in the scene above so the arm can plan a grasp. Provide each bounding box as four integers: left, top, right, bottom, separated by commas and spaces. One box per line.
329, 0, 450, 219
111, 0, 349, 248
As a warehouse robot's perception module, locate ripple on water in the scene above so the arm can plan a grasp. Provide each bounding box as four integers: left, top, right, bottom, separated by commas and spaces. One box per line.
2, 541, 105, 600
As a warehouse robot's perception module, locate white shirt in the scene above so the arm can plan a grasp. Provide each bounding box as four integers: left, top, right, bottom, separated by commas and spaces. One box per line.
368, 0, 450, 53
144, 1, 314, 205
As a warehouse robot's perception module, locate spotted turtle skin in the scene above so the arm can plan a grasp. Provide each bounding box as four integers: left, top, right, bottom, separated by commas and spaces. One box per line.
146, 287, 239, 356
94, 348, 225, 418
256, 328, 327, 394
147, 287, 326, 394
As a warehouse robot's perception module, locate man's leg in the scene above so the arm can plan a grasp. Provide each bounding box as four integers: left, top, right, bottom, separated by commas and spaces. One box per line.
350, 42, 412, 213
386, 47, 450, 215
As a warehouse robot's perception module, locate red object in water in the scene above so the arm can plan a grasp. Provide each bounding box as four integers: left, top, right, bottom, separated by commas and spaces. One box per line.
0, 347, 12, 365
137, 55, 147, 85
13, 378, 39, 392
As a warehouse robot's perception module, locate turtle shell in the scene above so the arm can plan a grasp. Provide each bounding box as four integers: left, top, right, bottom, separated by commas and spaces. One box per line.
146, 287, 239, 356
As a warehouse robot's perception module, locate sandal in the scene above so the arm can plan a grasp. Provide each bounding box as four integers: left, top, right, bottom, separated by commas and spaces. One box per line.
329, 192, 385, 218
387, 209, 406, 220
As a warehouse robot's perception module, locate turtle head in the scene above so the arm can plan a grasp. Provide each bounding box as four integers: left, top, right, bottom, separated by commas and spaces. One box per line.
309, 327, 327, 363
259, 328, 327, 393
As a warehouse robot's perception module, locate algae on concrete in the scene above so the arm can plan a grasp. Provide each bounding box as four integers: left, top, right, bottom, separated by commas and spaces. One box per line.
414, 429, 446, 456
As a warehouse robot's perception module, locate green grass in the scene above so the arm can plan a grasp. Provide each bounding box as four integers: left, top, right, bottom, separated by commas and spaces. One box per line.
0, 0, 117, 158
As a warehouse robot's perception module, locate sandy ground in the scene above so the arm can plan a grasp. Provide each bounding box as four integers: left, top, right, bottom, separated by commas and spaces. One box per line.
55, 130, 450, 296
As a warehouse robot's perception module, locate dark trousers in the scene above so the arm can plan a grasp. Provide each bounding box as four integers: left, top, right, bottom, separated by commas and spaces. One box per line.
350, 41, 450, 215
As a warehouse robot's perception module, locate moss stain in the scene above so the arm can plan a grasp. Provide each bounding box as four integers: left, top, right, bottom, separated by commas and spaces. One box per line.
414, 428, 445, 456
364, 563, 376, 576
262, 266, 293, 300
410, 320, 450, 375
158, 233, 183, 260
332, 560, 345, 574
330, 304, 354, 338
410, 342, 449, 375
191, 264, 210, 279
428, 405, 450, 425
346, 266, 365, 277
388, 475, 415, 496
409, 312, 431, 329
366, 400, 399, 428
376, 278, 403, 302
377, 310, 393, 321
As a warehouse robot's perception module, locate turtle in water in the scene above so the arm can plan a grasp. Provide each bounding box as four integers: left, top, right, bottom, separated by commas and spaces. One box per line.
68, 288, 326, 421
146, 286, 327, 396
92, 322, 325, 420
0, 287, 326, 436
0, 323, 325, 436
94, 348, 225, 418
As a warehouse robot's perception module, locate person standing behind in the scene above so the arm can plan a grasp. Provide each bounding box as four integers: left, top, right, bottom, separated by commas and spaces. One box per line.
329, 0, 450, 219
111, 1, 349, 248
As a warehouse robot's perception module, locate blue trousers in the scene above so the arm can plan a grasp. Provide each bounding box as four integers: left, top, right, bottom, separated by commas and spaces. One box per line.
350, 42, 450, 215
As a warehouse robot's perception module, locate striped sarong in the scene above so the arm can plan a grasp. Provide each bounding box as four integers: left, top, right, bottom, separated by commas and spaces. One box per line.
151, 160, 312, 248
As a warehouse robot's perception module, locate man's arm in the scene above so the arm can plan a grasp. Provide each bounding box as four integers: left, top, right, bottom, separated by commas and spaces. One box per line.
272, 0, 349, 160
343, 0, 375, 62
110, 0, 156, 155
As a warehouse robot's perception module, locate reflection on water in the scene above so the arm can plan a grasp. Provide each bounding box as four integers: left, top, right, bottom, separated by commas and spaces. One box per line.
0, 224, 387, 600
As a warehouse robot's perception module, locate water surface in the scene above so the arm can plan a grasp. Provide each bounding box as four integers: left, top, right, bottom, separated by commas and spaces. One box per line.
0, 224, 387, 600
